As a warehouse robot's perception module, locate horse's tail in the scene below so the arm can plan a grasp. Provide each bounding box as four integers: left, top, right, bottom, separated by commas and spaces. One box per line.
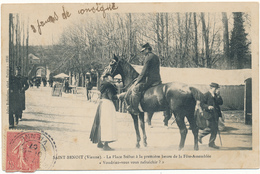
189, 87, 204, 112
189, 87, 204, 101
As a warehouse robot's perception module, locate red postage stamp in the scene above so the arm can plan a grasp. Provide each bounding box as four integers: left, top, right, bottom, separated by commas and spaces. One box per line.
6, 132, 41, 172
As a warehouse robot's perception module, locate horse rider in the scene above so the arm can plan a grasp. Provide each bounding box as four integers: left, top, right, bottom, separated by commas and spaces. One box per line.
127, 43, 162, 115
198, 82, 223, 149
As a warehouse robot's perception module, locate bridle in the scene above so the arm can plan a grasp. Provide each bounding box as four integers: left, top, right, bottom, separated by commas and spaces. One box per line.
109, 59, 119, 77
106, 58, 137, 91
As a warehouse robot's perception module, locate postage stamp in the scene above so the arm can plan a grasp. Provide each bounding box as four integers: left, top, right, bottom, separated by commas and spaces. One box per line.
5, 131, 57, 172
1, 1, 259, 172
6, 132, 40, 172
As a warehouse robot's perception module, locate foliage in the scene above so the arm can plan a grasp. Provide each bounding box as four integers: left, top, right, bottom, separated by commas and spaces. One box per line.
29, 12, 251, 72
230, 12, 251, 69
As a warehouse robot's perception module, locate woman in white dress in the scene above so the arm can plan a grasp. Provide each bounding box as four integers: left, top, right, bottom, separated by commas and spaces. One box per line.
90, 74, 118, 150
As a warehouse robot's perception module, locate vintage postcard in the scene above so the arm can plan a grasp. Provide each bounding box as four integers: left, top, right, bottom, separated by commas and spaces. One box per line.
1, 2, 259, 172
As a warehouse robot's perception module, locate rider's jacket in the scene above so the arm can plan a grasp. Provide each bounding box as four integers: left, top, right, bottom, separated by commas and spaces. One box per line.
136, 51, 161, 86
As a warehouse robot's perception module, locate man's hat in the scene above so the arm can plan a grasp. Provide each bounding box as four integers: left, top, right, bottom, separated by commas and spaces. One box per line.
141, 43, 152, 52
210, 82, 220, 89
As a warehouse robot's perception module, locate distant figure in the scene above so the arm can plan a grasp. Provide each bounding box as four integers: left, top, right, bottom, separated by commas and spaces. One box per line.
198, 82, 223, 149
42, 78, 47, 87
90, 74, 118, 151
29, 79, 33, 87
85, 78, 93, 100
64, 79, 70, 93
35, 78, 41, 88
19, 76, 29, 121
49, 78, 53, 87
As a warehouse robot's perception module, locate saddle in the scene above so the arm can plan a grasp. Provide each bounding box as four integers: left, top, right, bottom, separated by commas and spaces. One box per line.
119, 81, 162, 112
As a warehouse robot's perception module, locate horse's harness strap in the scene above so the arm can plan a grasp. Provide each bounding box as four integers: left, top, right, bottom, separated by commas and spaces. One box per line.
111, 60, 119, 76
150, 81, 162, 87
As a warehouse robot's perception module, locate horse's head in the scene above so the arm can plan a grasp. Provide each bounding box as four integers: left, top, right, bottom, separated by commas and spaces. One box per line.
102, 54, 139, 86
103, 54, 122, 78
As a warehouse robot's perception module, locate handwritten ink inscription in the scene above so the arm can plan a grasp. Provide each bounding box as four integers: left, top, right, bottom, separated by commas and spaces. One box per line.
78, 3, 118, 18
31, 3, 118, 35
31, 6, 71, 35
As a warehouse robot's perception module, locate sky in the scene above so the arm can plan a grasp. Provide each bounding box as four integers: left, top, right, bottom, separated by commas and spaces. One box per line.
3, 2, 252, 46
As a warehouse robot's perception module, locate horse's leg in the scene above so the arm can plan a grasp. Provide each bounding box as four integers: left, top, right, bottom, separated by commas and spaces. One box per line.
163, 109, 172, 127
131, 114, 141, 148
146, 112, 154, 128
139, 112, 147, 147
175, 113, 188, 151
186, 113, 199, 151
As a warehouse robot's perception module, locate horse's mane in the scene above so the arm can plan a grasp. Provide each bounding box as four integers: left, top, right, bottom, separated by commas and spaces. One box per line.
119, 58, 139, 79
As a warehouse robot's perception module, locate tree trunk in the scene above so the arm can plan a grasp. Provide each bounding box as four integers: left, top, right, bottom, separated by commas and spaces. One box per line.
183, 13, 189, 66
22, 18, 25, 75
26, 18, 29, 76
201, 12, 210, 68
128, 13, 132, 58
9, 14, 13, 74
193, 13, 198, 66
165, 13, 169, 63
177, 13, 183, 67
222, 12, 230, 69
156, 13, 161, 58
161, 13, 164, 65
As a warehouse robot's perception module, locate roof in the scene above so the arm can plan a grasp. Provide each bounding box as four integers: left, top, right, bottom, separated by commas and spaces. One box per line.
132, 65, 252, 85
53, 73, 69, 79
29, 53, 40, 60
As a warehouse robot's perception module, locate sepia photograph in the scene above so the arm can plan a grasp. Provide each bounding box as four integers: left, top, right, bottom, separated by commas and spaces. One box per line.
1, 2, 259, 172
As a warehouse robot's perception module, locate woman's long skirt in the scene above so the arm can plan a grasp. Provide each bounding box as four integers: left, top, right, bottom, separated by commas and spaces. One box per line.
90, 99, 117, 143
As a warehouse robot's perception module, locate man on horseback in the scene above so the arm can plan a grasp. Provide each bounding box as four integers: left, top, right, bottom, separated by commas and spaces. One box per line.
127, 43, 162, 115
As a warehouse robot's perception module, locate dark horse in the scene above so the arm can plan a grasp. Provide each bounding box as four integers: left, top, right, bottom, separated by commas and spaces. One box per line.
105, 56, 203, 150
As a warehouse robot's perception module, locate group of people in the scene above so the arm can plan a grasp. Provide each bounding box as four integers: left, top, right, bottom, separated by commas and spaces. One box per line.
28, 77, 48, 88
9, 66, 29, 128
89, 43, 224, 150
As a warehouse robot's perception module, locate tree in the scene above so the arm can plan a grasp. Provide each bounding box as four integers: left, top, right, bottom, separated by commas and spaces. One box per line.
230, 12, 250, 69
193, 13, 199, 66
222, 12, 230, 69
201, 12, 210, 68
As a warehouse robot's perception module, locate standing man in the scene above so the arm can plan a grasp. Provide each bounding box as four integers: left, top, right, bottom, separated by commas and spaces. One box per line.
9, 68, 17, 128
64, 78, 69, 93
85, 78, 93, 100
9, 66, 29, 127
127, 43, 162, 115
198, 82, 223, 149
15, 66, 29, 122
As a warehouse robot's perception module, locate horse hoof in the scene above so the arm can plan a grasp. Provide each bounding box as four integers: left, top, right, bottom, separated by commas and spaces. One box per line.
149, 125, 153, 128
194, 147, 199, 151
143, 142, 147, 147
136, 144, 140, 148
178, 147, 184, 151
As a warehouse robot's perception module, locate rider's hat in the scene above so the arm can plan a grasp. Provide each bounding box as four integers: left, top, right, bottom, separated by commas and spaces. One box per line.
210, 82, 220, 89
141, 43, 152, 52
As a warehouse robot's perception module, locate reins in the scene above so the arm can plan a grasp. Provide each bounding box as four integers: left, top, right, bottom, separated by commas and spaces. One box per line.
111, 59, 137, 91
